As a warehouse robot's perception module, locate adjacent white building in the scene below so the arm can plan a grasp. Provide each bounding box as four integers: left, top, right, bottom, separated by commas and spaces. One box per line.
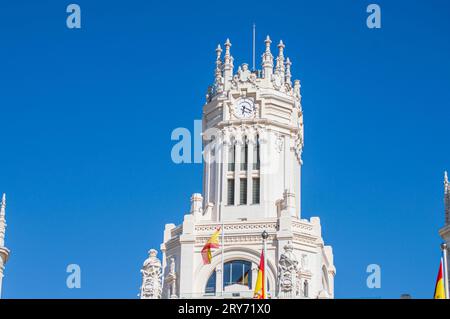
141, 36, 336, 299
439, 171, 450, 289
0, 194, 9, 299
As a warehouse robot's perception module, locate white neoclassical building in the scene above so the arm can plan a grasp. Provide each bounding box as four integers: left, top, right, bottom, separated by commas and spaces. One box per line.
440, 172, 450, 242
0, 194, 9, 299
140, 36, 336, 299
439, 171, 450, 288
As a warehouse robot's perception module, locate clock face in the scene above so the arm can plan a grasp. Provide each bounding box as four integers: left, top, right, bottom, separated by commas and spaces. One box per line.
234, 98, 255, 118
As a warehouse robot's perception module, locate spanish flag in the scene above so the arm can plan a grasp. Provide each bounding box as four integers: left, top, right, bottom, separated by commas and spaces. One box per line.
434, 258, 446, 299
201, 227, 221, 265
253, 250, 265, 299
237, 269, 250, 286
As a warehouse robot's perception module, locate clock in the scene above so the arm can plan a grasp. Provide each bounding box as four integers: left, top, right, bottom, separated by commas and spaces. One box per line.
234, 98, 255, 119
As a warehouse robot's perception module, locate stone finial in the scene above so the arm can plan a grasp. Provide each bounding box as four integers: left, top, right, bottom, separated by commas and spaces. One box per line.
278, 40, 285, 55
265, 35, 272, 52
215, 44, 223, 77
445, 171, 449, 190
216, 44, 223, 60
223, 39, 234, 89
0, 194, 5, 218
224, 39, 232, 63
262, 35, 274, 79
285, 57, 292, 86
190, 193, 203, 216
276, 40, 286, 74
294, 80, 301, 103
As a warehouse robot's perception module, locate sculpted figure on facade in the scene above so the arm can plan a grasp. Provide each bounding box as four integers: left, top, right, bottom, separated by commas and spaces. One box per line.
231, 63, 257, 89
278, 242, 300, 298
140, 249, 162, 299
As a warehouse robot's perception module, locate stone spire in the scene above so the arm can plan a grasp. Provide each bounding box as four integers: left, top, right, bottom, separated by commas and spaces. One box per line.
0, 193, 9, 299
285, 57, 292, 87
275, 40, 286, 76
223, 39, 234, 89
215, 44, 223, 81
262, 35, 274, 79
445, 171, 449, 225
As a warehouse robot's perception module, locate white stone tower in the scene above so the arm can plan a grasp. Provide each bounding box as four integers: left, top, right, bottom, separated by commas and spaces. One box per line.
0, 193, 10, 299
154, 37, 335, 299
439, 171, 450, 288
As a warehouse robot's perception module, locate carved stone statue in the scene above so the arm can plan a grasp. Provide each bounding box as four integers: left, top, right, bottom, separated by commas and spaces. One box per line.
168, 257, 178, 298
231, 63, 257, 90
277, 242, 299, 298
140, 249, 162, 299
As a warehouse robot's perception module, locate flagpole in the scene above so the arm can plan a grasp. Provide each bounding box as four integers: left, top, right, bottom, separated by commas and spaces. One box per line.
442, 243, 449, 299
252, 23, 256, 71
262, 230, 268, 299
220, 213, 224, 297
220, 138, 225, 298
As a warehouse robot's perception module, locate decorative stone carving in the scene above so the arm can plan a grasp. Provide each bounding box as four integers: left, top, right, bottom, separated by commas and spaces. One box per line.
277, 242, 299, 298
166, 257, 178, 299
140, 249, 162, 299
231, 63, 257, 89
275, 135, 284, 153
294, 80, 302, 103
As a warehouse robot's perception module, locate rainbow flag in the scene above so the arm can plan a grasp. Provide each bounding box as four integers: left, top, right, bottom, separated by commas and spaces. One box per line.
434, 258, 446, 299
201, 227, 221, 264
253, 250, 265, 299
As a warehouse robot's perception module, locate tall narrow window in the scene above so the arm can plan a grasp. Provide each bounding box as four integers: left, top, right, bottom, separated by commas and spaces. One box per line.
304, 280, 309, 298
228, 143, 235, 172
253, 135, 260, 170
252, 177, 260, 204
227, 179, 235, 205
240, 139, 248, 171
239, 179, 247, 205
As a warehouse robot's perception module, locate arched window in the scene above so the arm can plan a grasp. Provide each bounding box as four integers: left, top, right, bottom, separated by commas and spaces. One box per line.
228, 140, 235, 172
224, 260, 252, 288
253, 135, 260, 170
240, 138, 248, 171
204, 260, 253, 295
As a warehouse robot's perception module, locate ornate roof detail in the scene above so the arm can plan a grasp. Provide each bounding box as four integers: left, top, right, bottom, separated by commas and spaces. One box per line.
445, 171, 449, 225
207, 37, 302, 104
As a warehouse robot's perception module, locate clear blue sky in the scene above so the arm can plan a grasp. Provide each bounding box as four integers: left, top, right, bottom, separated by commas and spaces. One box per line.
0, 0, 449, 299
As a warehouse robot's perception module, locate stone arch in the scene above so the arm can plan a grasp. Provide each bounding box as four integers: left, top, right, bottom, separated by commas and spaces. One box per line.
193, 246, 277, 296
